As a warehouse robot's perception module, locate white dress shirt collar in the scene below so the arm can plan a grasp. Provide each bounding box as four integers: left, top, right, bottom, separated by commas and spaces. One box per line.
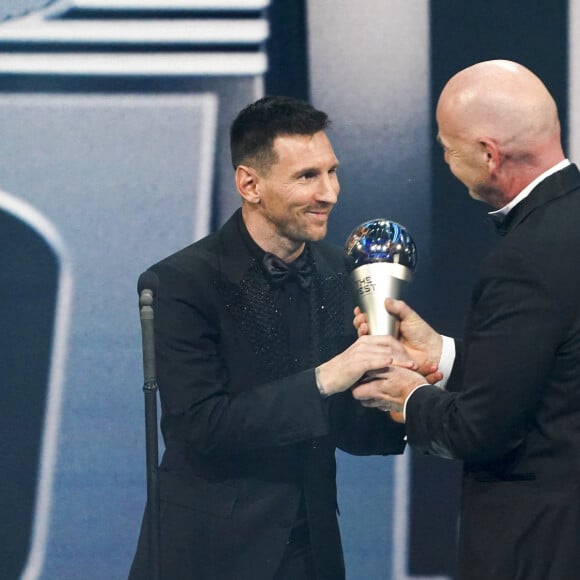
488, 158, 571, 221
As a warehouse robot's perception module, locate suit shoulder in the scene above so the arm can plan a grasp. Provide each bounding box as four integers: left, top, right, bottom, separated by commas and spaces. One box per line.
145, 229, 221, 279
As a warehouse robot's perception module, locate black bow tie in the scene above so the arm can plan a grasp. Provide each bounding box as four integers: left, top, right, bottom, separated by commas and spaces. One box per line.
262, 251, 313, 291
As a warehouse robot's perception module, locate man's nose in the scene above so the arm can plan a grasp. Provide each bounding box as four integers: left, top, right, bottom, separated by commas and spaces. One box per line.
317, 175, 339, 204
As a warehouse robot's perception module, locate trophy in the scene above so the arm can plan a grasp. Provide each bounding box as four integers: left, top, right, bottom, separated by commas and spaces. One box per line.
345, 218, 417, 335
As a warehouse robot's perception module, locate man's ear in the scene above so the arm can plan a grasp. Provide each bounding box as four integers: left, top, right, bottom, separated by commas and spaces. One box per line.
480, 137, 502, 173
235, 165, 261, 204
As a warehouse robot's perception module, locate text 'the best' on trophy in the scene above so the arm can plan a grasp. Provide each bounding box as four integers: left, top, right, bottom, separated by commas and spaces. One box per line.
345, 218, 417, 336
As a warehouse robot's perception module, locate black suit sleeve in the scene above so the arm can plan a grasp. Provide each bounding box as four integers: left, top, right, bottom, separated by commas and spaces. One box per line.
330, 393, 406, 456
406, 244, 564, 463
151, 262, 333, 456
445, 339, 463, 393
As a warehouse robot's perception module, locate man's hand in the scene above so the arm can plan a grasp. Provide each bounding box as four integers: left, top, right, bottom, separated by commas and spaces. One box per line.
316, 335, 418, 396
353, 298, 443, 383
351, 365, 427, 422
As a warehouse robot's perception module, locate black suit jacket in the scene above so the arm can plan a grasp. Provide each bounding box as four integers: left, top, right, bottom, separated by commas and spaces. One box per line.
130, 210, 405, 580
406, 164, 580, 580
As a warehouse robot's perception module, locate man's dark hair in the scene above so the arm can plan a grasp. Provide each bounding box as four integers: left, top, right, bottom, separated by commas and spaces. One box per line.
230, 95, 330, 172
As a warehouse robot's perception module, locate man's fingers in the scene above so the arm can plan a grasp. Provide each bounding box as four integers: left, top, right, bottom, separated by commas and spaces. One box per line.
425, 370, 444, 384
389, 410, 405, 423
353, 308, 369, 336
357, 321, 369, 337
353, 385, 402, 411
384, 297, 410, 318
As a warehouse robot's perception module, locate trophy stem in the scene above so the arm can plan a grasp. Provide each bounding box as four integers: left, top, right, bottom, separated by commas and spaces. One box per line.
350, 263, 411, 336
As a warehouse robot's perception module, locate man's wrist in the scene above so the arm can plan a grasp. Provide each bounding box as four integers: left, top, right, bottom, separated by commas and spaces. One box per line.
315, 366, 330, 398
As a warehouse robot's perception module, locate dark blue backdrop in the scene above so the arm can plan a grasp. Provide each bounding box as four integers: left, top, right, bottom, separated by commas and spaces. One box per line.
0, 1, 571, 579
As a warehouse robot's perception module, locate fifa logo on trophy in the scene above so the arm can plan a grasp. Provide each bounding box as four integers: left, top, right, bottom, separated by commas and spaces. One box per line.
345, 218, 417, 336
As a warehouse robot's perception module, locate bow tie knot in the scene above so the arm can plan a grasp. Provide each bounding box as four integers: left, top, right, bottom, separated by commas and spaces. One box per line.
262, 251, 313, 291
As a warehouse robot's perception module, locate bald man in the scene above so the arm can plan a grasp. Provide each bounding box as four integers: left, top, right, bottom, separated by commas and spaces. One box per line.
352, 60, 580, 580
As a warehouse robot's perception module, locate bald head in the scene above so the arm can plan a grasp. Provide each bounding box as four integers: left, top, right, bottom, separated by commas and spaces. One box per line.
436, 60, 565, 205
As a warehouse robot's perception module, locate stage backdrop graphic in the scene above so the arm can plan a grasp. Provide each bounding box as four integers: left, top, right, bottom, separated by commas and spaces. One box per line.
0, 93, 217, 579
0, 1, 575, 579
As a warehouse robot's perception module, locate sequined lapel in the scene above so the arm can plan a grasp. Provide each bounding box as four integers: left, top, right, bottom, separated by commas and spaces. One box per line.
216, 259, 294, 381
214, 214, 350, 380
309, 248, 349, 366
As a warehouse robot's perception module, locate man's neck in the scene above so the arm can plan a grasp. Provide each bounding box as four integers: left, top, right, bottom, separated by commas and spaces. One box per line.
242, 205, 305, 262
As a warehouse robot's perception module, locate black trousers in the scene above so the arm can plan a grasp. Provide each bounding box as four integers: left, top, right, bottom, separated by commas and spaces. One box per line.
273, 523, 316, 580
